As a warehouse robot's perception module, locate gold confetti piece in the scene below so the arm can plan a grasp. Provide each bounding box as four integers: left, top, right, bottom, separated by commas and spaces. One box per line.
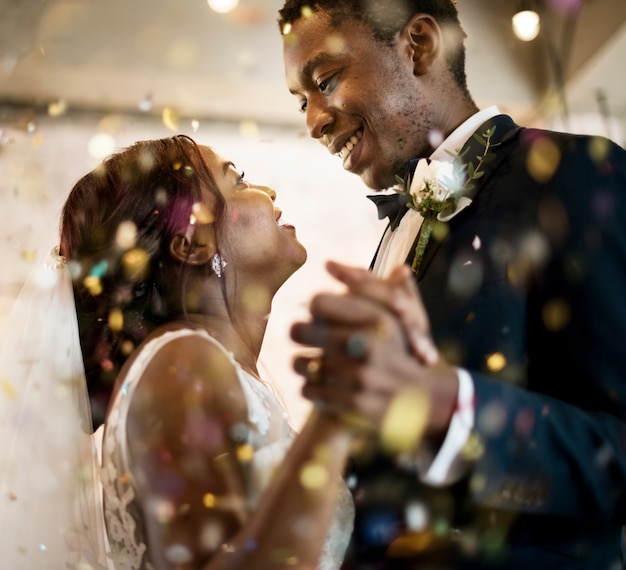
381, 388, 429, 455
486, 352, 506, 372
121, 248, 150, 281
431, 220, 449, 242
461, 432, 485, 461
83, 275, 103, 296
2, 379, 17, 399
527, 137, 561, 183
588, 136, 610, 163
242, 284, 270, 313
162, 107, 180, 132
236, 443, 254, 462
108, 309, 124, 332
325, 33, 346, 54
192, 202, 214, 224
98, 114, 123, 134
31, 134, 45, 149
542, 299, 571, 331
470, 473, 487, 494
203, 493, 217, 508
48, 100, 67, 117
386, 530, 437, 557
300, 461, 329, 489
21, 250, 36, 262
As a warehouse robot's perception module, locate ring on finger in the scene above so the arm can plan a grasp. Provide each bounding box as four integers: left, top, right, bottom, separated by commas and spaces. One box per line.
346, 331, 369, 360
305, 356, 323, 385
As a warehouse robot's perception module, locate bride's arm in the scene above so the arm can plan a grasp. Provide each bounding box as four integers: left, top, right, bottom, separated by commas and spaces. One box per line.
210, 407, 352, 570
126, 335, 352, 570
212, 409, 351, 570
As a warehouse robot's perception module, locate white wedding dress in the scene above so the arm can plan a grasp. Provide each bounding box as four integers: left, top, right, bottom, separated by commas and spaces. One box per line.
99, 329, 354, 569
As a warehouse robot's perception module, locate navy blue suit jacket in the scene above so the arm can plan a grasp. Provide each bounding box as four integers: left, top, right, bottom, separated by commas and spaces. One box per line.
345, 115, 626, 569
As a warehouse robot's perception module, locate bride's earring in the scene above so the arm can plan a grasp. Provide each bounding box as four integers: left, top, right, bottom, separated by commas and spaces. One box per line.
211, 253, 227, 278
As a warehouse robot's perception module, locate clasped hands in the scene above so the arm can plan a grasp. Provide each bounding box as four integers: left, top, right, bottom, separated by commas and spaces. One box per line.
291, 261, 459, 448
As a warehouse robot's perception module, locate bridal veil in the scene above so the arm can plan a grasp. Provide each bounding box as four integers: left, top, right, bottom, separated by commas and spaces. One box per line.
0, 248, 109, 569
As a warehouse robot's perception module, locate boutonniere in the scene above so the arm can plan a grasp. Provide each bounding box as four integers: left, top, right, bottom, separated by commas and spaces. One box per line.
395, 126, 497, 273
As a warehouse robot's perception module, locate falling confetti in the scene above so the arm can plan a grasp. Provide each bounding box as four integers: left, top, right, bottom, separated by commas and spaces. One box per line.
48, 100, 67, 117
527, 137, 561, 183
299, 461, 329, 489
162, 107, 180, 132
380, 387, 429, 455
1, 378, 17, 399
486, 352, 506, 372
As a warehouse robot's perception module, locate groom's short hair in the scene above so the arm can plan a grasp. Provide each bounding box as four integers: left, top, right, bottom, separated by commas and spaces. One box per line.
277, 0, 468, 93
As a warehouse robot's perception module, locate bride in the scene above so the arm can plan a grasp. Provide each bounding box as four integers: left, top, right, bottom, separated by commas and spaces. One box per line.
0, 135, 354, 569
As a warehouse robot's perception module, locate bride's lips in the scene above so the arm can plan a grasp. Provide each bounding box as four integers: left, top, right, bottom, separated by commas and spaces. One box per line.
276, 210, 296, 231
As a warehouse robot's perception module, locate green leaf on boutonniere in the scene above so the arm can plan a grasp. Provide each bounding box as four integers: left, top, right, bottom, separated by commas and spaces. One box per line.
394, 126, 498, 273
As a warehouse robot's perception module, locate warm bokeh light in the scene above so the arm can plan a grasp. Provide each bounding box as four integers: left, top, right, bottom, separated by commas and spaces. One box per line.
512, 9, 540, 41
381, 388, 429, 455
300, 461, 329, 489
207, 0, 239, 14
87, 133, 116, 160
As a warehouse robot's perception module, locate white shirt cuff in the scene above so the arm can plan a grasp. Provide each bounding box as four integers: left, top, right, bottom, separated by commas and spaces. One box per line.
419, 368, 475, 486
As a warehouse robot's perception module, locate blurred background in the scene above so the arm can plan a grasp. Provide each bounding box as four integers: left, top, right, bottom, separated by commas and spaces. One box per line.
1, 0, 625, 426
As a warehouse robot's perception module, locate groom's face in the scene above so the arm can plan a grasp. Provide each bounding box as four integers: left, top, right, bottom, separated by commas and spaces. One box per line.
282, 10, 436, 191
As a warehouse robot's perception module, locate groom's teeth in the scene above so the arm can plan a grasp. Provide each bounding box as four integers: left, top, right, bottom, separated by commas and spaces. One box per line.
338, 132, 362, 160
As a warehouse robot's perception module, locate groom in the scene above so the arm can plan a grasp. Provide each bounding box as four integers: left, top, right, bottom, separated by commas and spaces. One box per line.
279, 1, 626, 568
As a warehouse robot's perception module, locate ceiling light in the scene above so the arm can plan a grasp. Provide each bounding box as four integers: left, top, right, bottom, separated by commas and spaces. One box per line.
207, 0, 239, 14
512, 6, 541, 41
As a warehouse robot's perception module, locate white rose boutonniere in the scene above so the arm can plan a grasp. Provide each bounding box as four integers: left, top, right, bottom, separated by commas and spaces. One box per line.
396, 125, 496, 272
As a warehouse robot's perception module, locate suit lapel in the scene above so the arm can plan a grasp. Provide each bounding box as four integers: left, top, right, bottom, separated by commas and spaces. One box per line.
369, 222, 391, 271
410, 115, 522, 279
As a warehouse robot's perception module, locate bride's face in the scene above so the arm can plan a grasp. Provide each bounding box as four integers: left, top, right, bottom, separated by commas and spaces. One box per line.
201, 146, 307, 283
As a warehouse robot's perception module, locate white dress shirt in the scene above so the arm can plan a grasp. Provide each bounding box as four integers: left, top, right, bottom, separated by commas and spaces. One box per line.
373, 106, 500, 485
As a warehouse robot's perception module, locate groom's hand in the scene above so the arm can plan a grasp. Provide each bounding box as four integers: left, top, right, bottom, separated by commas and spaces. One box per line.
291, 261, 458, 444
324, 261, 439, 365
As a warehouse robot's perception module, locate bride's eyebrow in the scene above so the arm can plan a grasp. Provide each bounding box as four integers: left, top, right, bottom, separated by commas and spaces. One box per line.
222, 161, 237, 175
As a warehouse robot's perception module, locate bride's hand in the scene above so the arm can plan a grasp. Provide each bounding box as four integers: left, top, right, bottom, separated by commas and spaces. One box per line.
324, 260, 438, 365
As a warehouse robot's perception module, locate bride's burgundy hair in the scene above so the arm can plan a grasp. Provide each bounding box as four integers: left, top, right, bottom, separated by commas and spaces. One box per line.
59, 135, 226, 427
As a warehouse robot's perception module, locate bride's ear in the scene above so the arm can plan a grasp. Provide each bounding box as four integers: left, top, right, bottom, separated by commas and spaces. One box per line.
169, 226, 215, 266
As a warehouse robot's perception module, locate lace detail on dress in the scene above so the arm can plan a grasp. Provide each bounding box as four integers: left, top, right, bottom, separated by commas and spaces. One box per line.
319, 482, 355, 570
238, 371, 272, 435
100, 403, 151, 570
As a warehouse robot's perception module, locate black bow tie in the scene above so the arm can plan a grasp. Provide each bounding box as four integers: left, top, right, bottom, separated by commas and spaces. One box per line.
367, 158, 421, 230
367, 193, 408, 230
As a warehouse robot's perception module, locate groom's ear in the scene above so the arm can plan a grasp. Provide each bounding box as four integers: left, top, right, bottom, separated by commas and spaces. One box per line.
169, 224, 215, 266
404, 14, 441, 76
